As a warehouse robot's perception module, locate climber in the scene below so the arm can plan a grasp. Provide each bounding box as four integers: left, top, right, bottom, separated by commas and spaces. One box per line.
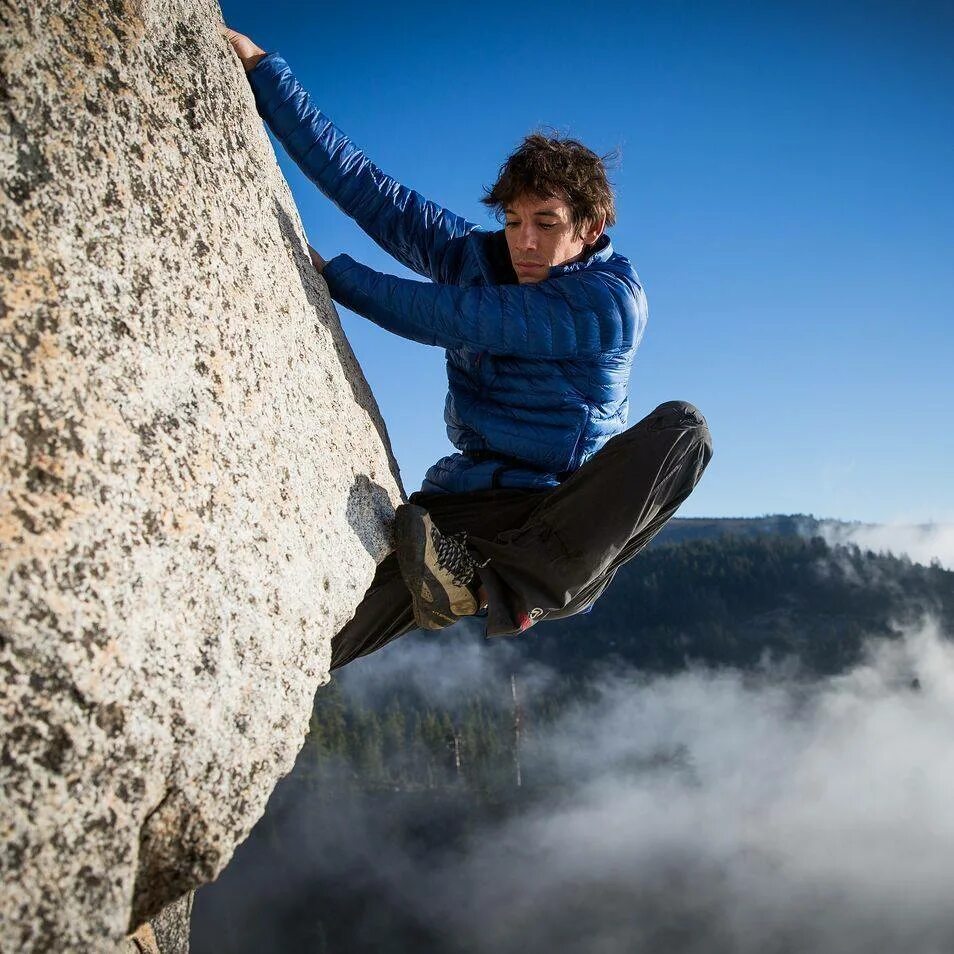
223, 28, 713, 669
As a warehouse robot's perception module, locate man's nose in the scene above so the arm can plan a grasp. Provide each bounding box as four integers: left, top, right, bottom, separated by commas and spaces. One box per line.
516, 225, 537, 251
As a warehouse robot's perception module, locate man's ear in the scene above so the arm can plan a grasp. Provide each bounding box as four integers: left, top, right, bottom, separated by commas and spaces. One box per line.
579, 216, 606, 245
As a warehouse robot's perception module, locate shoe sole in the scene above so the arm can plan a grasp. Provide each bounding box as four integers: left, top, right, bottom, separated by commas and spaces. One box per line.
395, 505, 459, 631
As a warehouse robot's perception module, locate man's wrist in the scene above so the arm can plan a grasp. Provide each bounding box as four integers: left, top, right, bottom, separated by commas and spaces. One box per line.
242, 50, 267, 73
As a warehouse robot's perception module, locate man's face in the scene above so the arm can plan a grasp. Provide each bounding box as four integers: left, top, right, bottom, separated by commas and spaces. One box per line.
504, 194, 604, 284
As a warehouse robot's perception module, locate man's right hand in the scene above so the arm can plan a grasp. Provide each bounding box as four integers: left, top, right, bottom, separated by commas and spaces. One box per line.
308, 244, 328, 274
221, 25, 267, 73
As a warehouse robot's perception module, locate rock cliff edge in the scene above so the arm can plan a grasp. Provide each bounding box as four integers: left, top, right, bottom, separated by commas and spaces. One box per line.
1, 1, 404, 949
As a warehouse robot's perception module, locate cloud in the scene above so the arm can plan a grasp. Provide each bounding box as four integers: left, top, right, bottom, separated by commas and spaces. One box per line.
423, 620, 954, 953
817, 521, 954, 570
335, 620, 557, 711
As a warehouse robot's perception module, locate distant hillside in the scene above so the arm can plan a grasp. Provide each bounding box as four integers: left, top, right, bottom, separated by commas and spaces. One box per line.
518, 533, 954, 676
653, 514, 827, 544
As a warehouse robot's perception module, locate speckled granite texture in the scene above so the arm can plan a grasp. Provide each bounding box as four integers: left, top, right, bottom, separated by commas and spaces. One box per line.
0, 1, 404, 950
115, 893, 192, 953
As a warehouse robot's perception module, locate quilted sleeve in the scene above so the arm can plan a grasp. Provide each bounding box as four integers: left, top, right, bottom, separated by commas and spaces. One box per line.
247, 53, 478, 283
322, 254, 646, 359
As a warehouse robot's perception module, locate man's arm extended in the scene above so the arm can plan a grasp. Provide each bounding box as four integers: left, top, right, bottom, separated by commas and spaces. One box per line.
223, 29, 478, 284
322, 255, 646, 360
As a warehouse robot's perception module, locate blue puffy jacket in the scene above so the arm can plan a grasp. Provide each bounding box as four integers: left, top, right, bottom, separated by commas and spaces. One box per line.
249, 54, 648, 494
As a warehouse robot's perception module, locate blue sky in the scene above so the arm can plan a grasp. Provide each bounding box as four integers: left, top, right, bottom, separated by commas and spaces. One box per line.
221, 0, 953, 522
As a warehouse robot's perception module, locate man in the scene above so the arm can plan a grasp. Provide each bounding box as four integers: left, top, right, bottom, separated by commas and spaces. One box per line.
224, 28, 713, 670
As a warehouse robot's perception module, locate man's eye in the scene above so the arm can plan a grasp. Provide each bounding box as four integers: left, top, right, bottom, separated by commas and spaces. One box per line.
539, 223, 556, 230
505, 221, 519, 228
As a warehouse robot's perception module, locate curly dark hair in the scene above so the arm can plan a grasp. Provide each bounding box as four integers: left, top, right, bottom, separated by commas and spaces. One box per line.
481, 132, 618, 235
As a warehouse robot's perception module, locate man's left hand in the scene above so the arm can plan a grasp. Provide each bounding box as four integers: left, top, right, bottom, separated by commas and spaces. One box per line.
221, 25, 267, 73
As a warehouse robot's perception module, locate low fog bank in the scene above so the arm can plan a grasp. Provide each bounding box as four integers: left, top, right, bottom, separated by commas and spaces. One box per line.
818, 520, 954, 571
334, 617, 556, 710
427, 620, 954, 953
194, 619, 954, 954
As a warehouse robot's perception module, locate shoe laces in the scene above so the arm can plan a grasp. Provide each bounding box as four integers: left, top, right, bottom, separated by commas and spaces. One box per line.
431, 528, 479, 588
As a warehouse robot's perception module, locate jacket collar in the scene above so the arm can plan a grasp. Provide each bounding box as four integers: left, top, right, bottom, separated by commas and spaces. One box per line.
488, 230, 613, 284
548, 233, 613, 278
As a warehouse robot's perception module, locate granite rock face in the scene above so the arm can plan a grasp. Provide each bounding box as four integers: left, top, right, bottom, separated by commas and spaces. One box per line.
1, 1, 404, 950
117, 894, 193, 953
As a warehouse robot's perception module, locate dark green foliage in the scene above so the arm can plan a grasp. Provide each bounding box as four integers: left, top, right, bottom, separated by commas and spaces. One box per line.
303, 680, 522, 796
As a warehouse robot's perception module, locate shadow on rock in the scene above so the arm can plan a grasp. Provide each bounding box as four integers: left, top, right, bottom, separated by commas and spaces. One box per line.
347, 474, 399, 561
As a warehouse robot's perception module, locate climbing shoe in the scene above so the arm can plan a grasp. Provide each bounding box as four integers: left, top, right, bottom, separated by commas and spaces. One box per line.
395, 504, 486, 631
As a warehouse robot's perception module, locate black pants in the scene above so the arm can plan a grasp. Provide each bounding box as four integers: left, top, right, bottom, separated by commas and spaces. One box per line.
330, 401, 712, 671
